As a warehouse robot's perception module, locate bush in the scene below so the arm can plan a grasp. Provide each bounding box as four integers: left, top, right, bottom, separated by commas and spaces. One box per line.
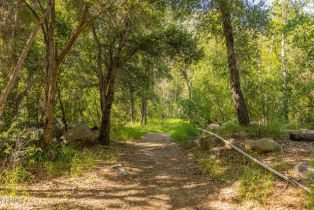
0, 122, 44, 170
170, 121, 199, 143
218, 121, 242, 134
245, 120, 285, 138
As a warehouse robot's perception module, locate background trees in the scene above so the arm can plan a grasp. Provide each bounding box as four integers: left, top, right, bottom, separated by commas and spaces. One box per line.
0, 0, 313, 148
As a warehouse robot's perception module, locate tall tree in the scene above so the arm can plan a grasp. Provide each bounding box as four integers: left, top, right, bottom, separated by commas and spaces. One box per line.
0, 6, 49, 119
218, 0, 250, 126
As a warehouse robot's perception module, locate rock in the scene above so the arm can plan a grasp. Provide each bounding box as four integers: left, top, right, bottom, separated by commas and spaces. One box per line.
117, 167, 129, 176
112, 163, 122, 169
207, 123, 220, 130
294, 162, 314, 179
194, 136, 222, 150
61, 124, 95, 146
245, 138, 280, 153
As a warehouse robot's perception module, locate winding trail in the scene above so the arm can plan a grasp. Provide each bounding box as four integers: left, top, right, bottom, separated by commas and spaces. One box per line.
16, 133, 216, 209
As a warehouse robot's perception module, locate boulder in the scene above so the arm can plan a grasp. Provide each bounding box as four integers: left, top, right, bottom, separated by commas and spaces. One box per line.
245, 138, 280, 153
61, 124, 95, 145
193, 136, 222, 150
294, 162, 314, 179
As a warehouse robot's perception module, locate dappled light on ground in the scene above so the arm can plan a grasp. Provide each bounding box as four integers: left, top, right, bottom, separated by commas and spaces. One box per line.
0, 133, 310, 209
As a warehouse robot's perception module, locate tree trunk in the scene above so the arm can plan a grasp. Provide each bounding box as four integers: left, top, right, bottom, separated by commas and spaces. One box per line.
289, 130, 314, 141
0, 9, 47, 119
43, 2, 92, 145
43, 0, 56, 147
218, 0, 250, 126
130, 89, 135, 123
98, 17, 130, 145
99, 63, 118, 145
257, 51, 266, 123
140, 98, 148, 125
57, 85, 67, 131
281, 2, 289, 122
267, 35, 275, 73
92, 26, 105, 112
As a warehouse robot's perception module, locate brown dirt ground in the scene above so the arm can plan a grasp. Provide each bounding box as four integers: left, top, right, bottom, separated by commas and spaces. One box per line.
1, 132, 313, 210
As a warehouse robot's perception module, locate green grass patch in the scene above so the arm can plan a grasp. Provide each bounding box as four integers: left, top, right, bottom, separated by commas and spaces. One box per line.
217, 120, 285, 139
0, 143, 122, 196
0, 167, 29, 196
238, 167, 273, 204
191, 148, 275, 203
111, 118, 199, 143
44, 144, 122, 177
245, 121, 285, 138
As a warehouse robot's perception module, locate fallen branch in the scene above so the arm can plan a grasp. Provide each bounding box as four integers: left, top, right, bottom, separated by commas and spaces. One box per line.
198, 128, 311, 193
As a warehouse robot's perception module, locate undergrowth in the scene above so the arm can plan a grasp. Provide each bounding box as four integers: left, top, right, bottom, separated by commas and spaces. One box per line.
238, 167, 273, 204
191, 148, 275, 204
217, 120, 286, 138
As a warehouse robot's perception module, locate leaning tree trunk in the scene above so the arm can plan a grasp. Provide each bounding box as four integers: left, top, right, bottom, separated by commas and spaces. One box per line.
218, 0, 250, 126
0, 8, 48, 119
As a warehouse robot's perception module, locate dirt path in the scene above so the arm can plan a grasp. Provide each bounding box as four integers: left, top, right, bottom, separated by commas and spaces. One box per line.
10, 133, 217, 210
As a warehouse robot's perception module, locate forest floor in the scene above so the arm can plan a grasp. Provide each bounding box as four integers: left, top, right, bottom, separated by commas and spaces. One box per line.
1, 132, 312, 209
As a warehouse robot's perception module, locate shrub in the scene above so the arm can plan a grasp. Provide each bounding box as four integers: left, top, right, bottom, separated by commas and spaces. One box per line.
218, 121, 242, 134
245, 120, 285, 138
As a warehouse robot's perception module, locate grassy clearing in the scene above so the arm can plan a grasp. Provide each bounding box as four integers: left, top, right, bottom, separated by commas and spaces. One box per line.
111, 118, 199, 143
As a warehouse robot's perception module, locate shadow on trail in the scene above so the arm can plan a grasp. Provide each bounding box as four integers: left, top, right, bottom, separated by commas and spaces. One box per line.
2, 133, 218, 209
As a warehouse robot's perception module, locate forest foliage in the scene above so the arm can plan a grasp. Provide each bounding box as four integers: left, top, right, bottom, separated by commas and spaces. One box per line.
0, 0, 313, 201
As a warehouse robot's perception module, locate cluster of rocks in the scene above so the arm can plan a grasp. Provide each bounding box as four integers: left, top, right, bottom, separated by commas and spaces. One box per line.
192, 123, 314, 182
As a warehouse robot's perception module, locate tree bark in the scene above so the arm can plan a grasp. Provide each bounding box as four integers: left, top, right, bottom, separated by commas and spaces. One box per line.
98, 17, 130, 145
43, 0, 56, 146
92, 26, 105, 112
57, 85, 67, 131
0, 8, 48, 119
44, 2, 95, 145
281, 1, 289, 122
218, 0, 250, 126
130, 89, 135, 123
289, 131, 314, 141
140, 97, 148, 125
267, 35, 275, 73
